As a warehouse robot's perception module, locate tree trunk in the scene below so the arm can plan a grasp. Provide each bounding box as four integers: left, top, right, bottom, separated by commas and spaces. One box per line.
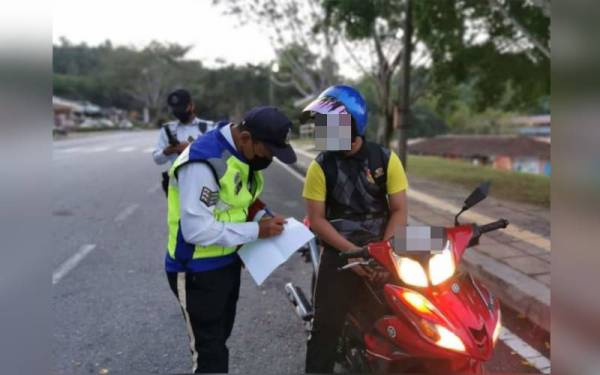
397, 0, 413, 169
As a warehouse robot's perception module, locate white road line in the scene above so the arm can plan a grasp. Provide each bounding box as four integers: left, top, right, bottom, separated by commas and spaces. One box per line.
114, 203, 139, 223
117, 146, 136, 153
500, 327, 551, 373
274, 159, 306, 182
52, 244, 96, 285
55, 147, 83, 153
147, 183, 161, 194
84, 146, 110, 153
143, 147, 154, 153
278, 155, 551, 373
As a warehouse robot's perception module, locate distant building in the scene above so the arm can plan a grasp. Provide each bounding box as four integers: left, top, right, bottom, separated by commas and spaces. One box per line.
52, 96, 132, 130
409, 135, 551, 176
508, 114, 551, 141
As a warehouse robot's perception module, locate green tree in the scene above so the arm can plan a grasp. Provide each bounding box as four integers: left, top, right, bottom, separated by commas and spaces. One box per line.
413, 0, 550, 111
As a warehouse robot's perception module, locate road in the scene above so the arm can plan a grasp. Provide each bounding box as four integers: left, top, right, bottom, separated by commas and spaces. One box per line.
52, 130, 549, 374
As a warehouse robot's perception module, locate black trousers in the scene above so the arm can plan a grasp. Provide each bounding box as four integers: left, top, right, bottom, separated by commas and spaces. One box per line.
167, 260, 241, 374
305, 248, 365, 373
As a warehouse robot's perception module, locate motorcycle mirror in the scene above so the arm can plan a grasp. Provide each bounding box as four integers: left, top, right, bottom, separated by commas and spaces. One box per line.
464, 181, 490, 209
455, 181, 491, 226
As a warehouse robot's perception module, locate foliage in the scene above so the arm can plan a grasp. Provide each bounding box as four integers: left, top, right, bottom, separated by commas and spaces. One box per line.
53, 39, 304, 126
413, 0, 550, 111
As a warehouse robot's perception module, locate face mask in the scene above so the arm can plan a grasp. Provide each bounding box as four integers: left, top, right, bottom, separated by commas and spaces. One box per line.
249, 156, 273, 171
173, 109, 192, 123
248, 142, 272, 170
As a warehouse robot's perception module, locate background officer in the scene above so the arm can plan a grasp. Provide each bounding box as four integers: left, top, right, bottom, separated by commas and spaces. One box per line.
152, 89, 214, 195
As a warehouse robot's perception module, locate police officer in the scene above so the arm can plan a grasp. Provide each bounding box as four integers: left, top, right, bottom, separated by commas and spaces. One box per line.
165, 106, 297, 373
152, 89, 214, 195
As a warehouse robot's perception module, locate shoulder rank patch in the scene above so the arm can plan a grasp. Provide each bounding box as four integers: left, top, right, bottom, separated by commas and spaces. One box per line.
200, 186, 219, 207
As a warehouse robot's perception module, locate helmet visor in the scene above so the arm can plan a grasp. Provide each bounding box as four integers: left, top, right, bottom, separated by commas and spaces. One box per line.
300, 96, 348, 124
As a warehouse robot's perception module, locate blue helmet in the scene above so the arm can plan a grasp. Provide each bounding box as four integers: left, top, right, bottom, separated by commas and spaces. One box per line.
302, 85, 368, 136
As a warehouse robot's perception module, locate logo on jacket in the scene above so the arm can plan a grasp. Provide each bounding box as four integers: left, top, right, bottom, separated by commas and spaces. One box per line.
365, 168, 376, 184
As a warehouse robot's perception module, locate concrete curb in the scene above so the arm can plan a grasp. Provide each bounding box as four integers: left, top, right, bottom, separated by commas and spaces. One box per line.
289, 142, 550, 332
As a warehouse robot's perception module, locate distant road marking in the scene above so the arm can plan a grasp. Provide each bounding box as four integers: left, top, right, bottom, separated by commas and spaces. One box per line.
291, 147, 550, 252
114, 203, 139, 223
500, 327, 551, 374
57, 147, 83, 153
53, 244, 96, 285
147, 183, 161, 194
117, 146, 135, 153
143, 147, 154, 153
84, 146, 110, 153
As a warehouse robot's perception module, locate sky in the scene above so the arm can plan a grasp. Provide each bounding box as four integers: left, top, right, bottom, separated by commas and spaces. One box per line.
53, 0, 276, 67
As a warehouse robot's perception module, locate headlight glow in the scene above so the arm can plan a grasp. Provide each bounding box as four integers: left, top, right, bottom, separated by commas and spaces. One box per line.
394, 255, 428, 287
492, 310, 502, 344
402, 290, 435, 314
435, 325, 466, 352
428, 245, 456, 285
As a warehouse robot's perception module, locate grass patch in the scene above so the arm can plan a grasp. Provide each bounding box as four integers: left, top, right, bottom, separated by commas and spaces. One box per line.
407, 155, 550, 207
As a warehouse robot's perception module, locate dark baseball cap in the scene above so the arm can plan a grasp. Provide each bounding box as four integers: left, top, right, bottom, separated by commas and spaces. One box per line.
167, 89, 191, 110
242, 106, 297, 164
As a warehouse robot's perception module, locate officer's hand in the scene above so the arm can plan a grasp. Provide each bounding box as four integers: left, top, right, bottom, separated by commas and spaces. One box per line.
258, 216, 285, 238
174, 142, 189, 154
163, 145, 178, 155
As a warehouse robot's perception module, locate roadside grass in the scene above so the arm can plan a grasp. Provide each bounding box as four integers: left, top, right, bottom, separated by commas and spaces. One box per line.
407, 155, 550, 207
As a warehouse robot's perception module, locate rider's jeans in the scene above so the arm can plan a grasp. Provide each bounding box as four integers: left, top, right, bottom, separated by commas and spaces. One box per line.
305, 247, 366, 373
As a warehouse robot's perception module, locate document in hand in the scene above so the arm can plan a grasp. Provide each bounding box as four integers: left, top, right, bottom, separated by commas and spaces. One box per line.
238, 217, 314, 286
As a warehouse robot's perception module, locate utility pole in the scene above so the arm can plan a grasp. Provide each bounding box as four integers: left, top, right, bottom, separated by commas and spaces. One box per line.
397, 0, 413, 169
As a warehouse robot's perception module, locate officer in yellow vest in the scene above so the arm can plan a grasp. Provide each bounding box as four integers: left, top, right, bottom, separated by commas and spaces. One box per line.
165, 106, 297, 373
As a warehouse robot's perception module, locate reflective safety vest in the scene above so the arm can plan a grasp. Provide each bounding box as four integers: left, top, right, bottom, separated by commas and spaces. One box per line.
165, 126, 264, 272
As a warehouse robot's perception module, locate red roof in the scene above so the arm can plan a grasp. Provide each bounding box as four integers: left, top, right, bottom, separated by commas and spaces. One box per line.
408, 135, 550, 159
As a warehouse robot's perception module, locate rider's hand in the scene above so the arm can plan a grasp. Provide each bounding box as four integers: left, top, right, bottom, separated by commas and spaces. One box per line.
258, 216, 285, 238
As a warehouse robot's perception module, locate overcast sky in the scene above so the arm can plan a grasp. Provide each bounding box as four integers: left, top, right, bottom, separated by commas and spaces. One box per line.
53, 0, 277, 67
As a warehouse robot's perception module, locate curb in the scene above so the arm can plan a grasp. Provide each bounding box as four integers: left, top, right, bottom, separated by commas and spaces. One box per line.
289, 143, 550, 333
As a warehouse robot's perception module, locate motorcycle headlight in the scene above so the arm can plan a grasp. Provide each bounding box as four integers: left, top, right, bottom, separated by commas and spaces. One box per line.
393, 255, 428, 287
428, 243, 456, 285
435, 325, 466, 352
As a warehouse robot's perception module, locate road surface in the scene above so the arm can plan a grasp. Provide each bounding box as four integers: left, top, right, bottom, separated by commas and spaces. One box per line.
52, 130, 549, 374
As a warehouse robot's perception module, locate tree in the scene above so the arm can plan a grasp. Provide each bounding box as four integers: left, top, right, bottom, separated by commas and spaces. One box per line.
413, 0, 550, 111
324, 0, 420, 165
212, 0, 341, 98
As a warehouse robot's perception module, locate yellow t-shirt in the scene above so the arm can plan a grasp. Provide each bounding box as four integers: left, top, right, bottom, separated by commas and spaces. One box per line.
302, 151, 408, 202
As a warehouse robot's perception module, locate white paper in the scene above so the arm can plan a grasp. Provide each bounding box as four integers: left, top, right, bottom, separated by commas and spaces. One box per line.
238, 217, 314, 286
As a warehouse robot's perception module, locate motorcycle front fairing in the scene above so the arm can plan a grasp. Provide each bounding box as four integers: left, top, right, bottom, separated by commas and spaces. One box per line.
364, 225, 501, 364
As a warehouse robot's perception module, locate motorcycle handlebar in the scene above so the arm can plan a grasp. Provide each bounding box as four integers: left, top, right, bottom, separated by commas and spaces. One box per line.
478, 219, 509, 234
339, 247, 370, 260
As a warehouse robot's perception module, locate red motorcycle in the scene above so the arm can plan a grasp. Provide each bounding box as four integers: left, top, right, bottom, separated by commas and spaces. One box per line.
286, 182, 508, 373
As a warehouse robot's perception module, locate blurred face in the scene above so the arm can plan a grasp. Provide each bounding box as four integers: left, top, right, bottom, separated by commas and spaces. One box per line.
172, 103, 194, 123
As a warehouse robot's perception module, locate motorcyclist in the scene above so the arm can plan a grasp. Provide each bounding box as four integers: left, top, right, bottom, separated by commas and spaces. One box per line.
301, 85, 409, 373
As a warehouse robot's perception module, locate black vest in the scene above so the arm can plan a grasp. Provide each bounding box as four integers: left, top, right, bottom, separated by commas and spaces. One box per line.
316, 141, 391, 245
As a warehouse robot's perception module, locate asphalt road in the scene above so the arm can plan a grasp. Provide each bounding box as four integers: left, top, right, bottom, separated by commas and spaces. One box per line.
52, 130, 548, 374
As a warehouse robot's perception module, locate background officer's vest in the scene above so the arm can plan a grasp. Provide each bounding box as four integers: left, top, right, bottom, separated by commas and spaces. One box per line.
165, 127, 264, 272
316, 141, 390, 246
